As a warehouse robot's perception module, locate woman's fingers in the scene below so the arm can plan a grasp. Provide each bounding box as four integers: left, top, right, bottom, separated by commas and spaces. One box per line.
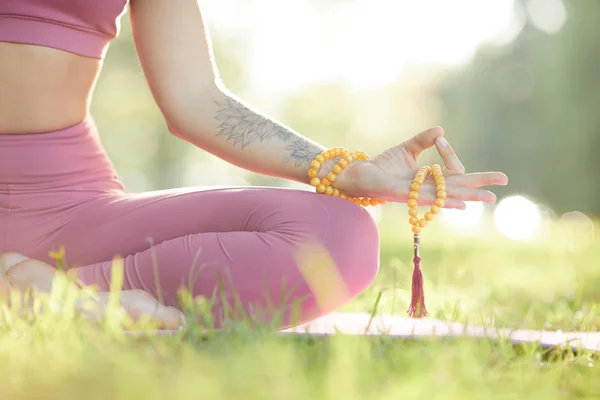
388, 181, 466, 209
434, 197, 467, 210
431, 134, 508, 189
435, 136, 465, 175
401, 127, 444, 157
392, 181, 496, 207
446, 172, 508, 188
446, 186, 497, 203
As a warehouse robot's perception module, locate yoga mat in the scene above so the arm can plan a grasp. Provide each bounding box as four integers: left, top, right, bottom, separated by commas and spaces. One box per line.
130, 312, 600, 353
283, 312, 600, 352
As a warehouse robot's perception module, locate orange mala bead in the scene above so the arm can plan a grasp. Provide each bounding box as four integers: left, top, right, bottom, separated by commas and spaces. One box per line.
406, 164, 446, 319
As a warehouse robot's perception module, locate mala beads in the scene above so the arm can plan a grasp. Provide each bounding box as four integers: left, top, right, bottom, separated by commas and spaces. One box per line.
406, 164, 446, 319
309, 148, 447, 320
307, 148, 386, 207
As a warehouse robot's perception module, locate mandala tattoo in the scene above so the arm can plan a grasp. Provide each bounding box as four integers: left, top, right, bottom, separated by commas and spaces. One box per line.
214, 97, 322, 167
214, 97, 292, 147
284, 139, 322, 168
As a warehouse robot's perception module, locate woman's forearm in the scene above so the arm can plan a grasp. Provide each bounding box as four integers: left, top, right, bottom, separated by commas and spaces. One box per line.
166, 84, 347, 186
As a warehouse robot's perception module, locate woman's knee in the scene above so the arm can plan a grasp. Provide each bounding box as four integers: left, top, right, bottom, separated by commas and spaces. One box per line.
317, 197, 380, 296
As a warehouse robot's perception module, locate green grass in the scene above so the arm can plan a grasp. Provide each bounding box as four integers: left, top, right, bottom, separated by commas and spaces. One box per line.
1, 215, 599, 399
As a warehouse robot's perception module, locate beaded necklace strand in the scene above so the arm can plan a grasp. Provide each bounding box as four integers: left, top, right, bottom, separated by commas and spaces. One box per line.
405, 164, 446, 318
309, 149, 447, 319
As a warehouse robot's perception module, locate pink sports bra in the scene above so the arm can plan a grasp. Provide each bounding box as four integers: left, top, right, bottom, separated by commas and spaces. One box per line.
0, 0, 129, 59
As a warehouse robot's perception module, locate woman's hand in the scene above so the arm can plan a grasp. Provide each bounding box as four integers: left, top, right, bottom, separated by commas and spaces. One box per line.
335, 127, 508, 209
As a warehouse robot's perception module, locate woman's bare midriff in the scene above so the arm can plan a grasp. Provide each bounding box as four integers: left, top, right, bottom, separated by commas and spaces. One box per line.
0, 42, 102, 135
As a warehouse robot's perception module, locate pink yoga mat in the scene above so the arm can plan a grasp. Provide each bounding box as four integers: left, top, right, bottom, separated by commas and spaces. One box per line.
132, 312, 600, 353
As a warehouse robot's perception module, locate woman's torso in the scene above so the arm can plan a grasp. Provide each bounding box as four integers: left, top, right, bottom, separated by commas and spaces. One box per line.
0, 42, 101, 135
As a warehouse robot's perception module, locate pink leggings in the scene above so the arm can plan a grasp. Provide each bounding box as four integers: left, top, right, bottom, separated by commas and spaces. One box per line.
0, 119, 380, 328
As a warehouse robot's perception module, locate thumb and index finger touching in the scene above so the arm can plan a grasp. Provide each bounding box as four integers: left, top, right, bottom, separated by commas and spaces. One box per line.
403, 126, 465, 175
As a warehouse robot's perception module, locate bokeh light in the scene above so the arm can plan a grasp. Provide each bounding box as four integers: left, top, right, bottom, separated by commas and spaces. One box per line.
559, 211, 595, 252
494, 195, 541, 241
525, 0, 567, 34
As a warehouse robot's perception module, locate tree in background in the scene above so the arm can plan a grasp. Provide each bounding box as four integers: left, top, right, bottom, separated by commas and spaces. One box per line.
438, 0, 600, 217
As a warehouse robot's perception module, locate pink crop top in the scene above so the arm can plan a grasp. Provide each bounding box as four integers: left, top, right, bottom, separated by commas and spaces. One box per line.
0, 0, 129, 59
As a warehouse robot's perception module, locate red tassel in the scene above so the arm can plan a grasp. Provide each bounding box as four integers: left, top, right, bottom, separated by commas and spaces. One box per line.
407, 255, 428, 319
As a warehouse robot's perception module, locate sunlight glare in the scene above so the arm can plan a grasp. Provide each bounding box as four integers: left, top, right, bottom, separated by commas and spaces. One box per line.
442, 201, 484, 229
494, 196, 541, 241
486, 1, 527, 47
398, 0, 518, 66
204, 0, 523, 97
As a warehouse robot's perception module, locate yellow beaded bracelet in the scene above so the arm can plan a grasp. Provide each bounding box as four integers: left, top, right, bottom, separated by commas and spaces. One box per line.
307, 147, 386, 207
406, 164, 447, 319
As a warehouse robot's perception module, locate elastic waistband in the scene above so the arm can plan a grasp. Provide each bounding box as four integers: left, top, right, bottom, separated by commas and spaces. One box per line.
0, 117, 96, 142
0, 117, 123, 192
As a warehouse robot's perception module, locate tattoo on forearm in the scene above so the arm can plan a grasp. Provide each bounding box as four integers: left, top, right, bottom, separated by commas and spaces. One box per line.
284, 139, 322, 168
214, 97, 291, 146
214, 97, 322, 167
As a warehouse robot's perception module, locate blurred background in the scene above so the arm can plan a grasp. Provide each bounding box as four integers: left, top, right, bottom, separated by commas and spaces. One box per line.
91, 0, 598, 248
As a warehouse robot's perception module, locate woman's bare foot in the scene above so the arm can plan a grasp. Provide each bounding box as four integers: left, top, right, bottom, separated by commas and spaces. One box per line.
80, 291, 185, 330
0, 252, 185, 329
0, 252, 30, 275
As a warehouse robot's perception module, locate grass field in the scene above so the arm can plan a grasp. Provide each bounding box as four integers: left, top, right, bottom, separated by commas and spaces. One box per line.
1, 208, 599, 399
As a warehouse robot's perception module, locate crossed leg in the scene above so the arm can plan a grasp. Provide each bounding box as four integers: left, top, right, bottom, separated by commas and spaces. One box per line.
27, 187, 379, 328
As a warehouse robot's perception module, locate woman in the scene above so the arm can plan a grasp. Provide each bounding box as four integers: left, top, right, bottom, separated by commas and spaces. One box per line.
0, 0, 508, 328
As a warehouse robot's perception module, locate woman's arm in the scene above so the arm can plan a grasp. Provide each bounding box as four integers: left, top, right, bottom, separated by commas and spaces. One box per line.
128, 0, 508, 204
128, 0, 342, 186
